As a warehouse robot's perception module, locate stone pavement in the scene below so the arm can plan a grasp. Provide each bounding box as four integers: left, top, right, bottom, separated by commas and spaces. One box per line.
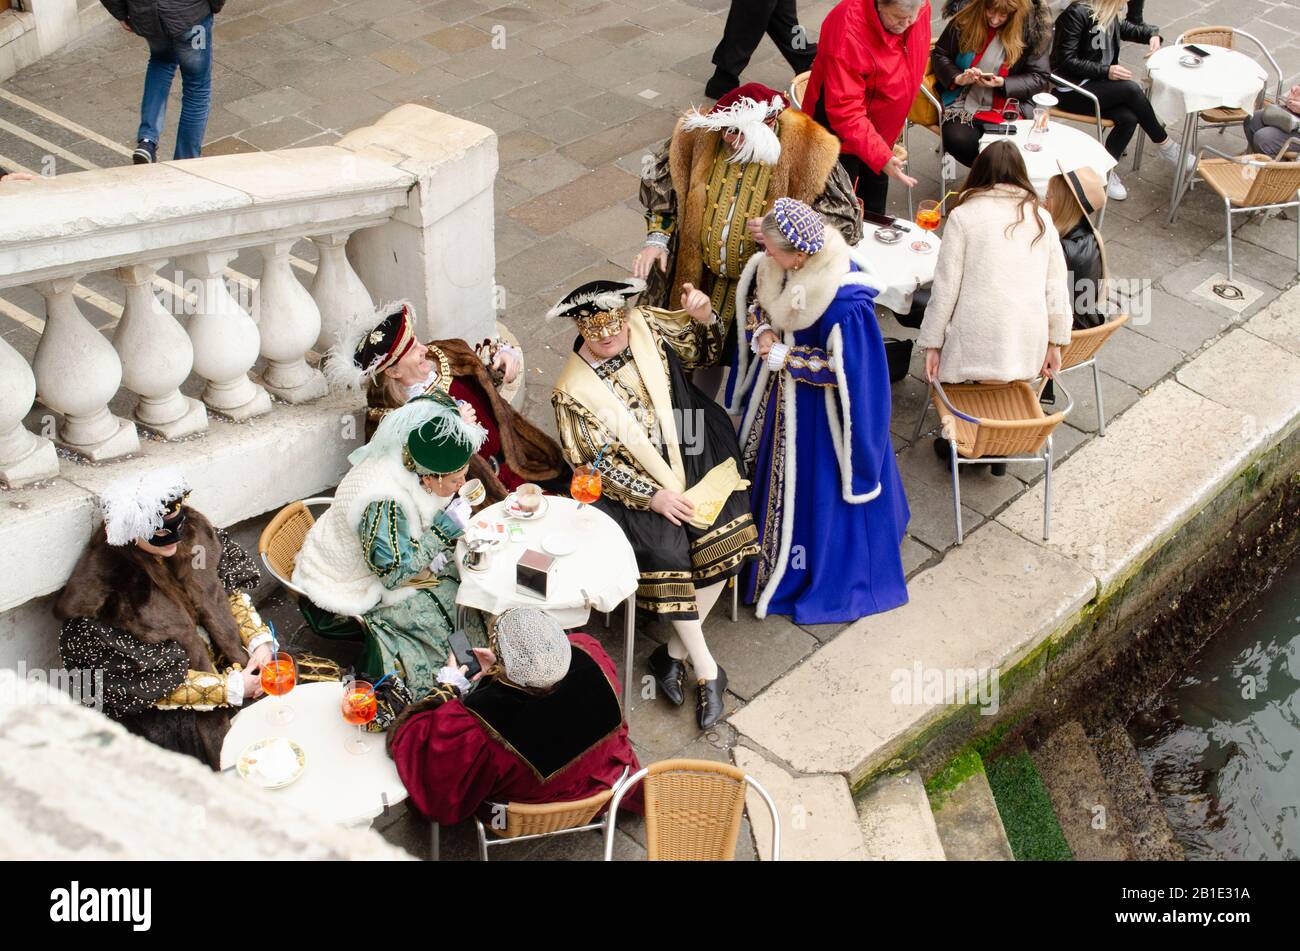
3, 0, 1300, 859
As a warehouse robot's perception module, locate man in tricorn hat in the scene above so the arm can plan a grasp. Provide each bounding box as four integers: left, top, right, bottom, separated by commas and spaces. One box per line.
325, 300, 569, 503
550, 278, 758, 729
635, 83, 863, 374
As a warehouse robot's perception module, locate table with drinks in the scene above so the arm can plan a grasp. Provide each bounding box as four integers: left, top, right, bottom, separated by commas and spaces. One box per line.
219, 663, 406, 828
977, 112, 1117, 200
853, 205, 942, 315
1145, 42, 1270, 219
453, 468, 641, 711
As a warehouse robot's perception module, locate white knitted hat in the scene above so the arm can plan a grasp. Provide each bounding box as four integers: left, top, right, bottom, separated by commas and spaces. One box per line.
494, 609, 572, 690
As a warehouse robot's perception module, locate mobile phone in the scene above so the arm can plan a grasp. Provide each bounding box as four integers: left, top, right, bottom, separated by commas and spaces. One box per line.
862, 208, 896, 228
448, 629, 481, 680
1183, 44, 1211, 58
985, 123, 1017, 135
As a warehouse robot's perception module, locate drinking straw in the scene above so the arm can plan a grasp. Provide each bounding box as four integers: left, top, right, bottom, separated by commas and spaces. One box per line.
267, 620, 278, 655
371, 671, 397, 691
591, 438, 612, 470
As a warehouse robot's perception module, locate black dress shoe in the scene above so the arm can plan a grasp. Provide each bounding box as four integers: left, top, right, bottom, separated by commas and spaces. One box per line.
696, 666, 728, 729
648, 643, 687, 706
705, 71, 738, 100
932, 436, 953, 463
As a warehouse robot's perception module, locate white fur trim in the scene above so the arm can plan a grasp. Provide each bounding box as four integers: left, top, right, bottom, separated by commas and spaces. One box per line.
825, 323, 881, 504
727, 250, 767, 414
754, 228, 851, 333
99, 466, 190, 546
755, 335, 799, 619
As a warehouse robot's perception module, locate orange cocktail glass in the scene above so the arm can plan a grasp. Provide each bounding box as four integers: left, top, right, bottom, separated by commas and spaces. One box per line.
342, 680, 378, 754
570, 464, 603, 508
261, 651, 296, 724
915, 200, 942, 232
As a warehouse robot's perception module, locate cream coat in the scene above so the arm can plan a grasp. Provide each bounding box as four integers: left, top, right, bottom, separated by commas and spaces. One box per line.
918, 184, 1071, 383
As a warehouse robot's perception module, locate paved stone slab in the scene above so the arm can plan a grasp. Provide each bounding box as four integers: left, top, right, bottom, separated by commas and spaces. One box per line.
931, 767, 1014, 861
1177, 329, 1300, 445
856, 771, 946, 861
1031, 721, 1132, 861
729, 522, 1095, 784
508, 164, 640, 235
733, 746, 866, 861
998, 379, 1256, 594
1244, 283, 1300, 357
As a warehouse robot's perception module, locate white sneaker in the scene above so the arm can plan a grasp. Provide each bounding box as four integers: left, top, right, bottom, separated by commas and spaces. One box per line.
1106, 171, 1128, 201
1156, 138, 1198, 173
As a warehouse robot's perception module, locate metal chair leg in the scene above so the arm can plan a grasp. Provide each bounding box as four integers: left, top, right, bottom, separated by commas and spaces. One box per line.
476, 819, 490, 861
1225, 198, 1235, 282
949, 442, 964, 545
912, 395, 930, 441
1042, 436, 1054, 542
1093, 361, 1106, 436
431, 821, 441, 861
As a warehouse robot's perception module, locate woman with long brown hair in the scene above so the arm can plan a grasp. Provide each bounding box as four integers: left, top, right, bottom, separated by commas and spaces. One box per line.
918, 140, 1071, 470
931, 0, 1053, 168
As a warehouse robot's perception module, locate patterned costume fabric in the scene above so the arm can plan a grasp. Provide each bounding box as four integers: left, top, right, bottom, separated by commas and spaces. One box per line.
772, 197, 826, 253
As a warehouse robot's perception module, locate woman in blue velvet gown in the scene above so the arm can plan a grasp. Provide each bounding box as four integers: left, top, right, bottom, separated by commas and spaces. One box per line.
728, 198, 910, 624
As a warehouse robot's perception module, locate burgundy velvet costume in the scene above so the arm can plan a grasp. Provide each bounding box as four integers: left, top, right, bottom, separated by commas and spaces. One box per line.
389, 634, 643, 825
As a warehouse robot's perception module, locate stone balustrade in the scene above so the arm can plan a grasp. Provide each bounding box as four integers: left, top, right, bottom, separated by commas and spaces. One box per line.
0, 105, 499, 656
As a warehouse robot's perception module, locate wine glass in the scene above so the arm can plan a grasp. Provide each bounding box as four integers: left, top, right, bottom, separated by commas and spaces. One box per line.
570, 464, 603, 511
260, 651, 297, 725
912, 199, 941, 254
341, 679, 377, 754
1001, 98, 1020, 127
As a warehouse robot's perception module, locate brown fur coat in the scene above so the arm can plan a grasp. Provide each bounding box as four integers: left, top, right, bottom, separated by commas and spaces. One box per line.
54, 509, 244, 673
662, 108, 845, 305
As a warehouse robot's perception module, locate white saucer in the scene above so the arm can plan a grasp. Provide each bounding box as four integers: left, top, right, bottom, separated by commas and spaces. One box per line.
504, 493, 549, 520
542, 531, 577, 557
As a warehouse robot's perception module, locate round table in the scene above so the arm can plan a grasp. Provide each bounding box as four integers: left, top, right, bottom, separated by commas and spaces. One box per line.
219, 681, 407, 828
1146, 44, 1268, 218
852, 221, 940, 315
454, 494, 639, 707
978, 119, 1116, 199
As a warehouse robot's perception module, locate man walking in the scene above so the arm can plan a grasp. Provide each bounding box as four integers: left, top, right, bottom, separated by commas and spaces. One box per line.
100, 0, 223, 163
706, 0, 818, 100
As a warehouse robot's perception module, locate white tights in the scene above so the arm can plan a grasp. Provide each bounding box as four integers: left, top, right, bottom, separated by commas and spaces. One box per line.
666, 579, 727, 681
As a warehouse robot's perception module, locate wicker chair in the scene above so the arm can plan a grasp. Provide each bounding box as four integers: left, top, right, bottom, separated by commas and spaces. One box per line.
1194, 146, 1300, 281
461, 766, 632, 860
1059, 314, 1130, 435
603, 759, 781, 861
912, 379, 1073, 544
788, 70, 810, 109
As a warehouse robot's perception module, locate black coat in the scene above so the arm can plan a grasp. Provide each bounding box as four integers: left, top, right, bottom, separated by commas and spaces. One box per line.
100, 0, 224, 42
1050, 1, 1159, 84
1061, 219, 1105, 329
933, 0, 1053, 104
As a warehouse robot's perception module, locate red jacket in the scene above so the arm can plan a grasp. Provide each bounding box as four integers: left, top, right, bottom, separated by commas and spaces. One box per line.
803, 0, 932, 174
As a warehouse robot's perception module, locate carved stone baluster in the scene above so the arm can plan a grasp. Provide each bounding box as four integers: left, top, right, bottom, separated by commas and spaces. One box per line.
309, 231, 373, 353
253, 241, 327, 403
113, 261, 208, 438
178, 251, 272, 421
32, 277, 140, 461
0, 336, 59, 488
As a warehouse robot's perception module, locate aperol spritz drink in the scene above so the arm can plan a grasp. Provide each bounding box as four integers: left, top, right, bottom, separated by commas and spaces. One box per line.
261, 651, 297, 724
341, 680, 378, 754
570, 464, 602, 509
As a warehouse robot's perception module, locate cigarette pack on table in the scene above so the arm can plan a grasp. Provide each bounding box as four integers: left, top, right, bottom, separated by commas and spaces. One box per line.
516, 548, 557, 600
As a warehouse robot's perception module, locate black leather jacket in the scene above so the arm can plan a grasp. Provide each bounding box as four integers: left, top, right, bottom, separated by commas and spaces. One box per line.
100, 0, 224, 42
933, 0, 1053, 104
1061, 220, 1105, 329
1051, 1, 1160, 84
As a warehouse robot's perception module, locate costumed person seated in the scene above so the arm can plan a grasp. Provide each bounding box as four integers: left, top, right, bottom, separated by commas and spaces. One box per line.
55, 467, 276, 768
326, 300, 570, 503
293, 392, 489, 704
388, 608, 642, 826
550, 278, 759, 729
731, 198, 910, 624
635, 83, 863, 399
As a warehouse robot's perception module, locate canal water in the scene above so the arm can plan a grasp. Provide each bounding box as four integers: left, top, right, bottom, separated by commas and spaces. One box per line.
1131, 554, 1300, 861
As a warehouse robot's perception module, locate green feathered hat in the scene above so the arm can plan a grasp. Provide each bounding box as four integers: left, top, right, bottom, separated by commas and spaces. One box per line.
348, 390, 486, 476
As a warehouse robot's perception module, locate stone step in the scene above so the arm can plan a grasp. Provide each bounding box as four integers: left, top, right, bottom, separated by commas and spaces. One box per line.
856, 771, 946, 861
1031, 721, 1134, 860
1091, 720, 1185, 861
930, 764, 1015, 861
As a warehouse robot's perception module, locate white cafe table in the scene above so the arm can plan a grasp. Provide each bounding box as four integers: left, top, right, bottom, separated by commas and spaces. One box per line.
219, 681, 407, 828
454, 495, 640, 709
1146, 44, 1268, 220
852, 221, 940, 315
978, 118, 1116, 200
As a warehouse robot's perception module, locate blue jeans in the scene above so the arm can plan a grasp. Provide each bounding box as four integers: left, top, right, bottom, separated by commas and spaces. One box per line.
137, 15, 213, 160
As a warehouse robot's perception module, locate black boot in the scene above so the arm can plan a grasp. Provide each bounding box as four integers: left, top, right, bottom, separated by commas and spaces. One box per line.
696, 666, 728, 729
932, 436, 953, 463
705, 71, 739, 100
648, 643, 687, 706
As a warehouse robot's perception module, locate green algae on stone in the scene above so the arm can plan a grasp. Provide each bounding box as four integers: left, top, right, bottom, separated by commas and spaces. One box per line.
984, 751, 1073, 861
925, 747, 984, 808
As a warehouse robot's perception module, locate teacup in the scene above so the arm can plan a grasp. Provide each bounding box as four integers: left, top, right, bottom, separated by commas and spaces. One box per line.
515, 483, 543, 513
459, 478, 486, 507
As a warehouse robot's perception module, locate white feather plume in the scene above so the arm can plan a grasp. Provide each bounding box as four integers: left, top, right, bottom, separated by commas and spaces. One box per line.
99, 466, 190, 546
322, 299, 417, 392
681, 96, 783, 165
544, 278, 646, 321
347, 396, 486, 468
